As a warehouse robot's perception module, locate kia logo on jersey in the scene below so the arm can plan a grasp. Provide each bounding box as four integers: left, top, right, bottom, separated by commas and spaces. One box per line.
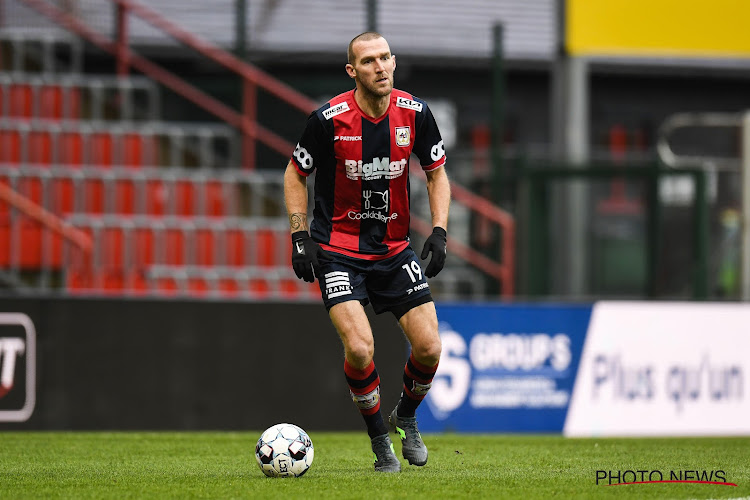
0, 313, 36, 422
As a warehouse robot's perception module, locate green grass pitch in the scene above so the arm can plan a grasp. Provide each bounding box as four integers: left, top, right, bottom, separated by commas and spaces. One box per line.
1, 432, 748, 499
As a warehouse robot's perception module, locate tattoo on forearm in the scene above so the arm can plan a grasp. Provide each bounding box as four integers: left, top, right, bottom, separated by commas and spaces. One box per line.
289, 212, 308, 231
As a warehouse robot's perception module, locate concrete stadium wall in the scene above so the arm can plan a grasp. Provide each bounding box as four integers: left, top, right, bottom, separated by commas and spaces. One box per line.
0, 296, 408, 431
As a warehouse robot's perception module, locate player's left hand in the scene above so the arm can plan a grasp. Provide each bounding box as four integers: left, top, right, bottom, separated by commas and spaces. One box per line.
291, 231, 331, 282
420, 227, 447, 278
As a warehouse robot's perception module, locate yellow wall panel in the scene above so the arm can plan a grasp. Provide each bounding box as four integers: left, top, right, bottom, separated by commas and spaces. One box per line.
567, 0, 750, 58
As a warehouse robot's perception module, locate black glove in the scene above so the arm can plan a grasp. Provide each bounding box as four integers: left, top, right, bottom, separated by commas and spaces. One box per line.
291, 231, 331, 283
420, 227, 447, 278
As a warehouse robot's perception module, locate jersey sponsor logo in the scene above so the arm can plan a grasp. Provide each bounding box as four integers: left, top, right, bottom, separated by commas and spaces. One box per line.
363, 190, 389, 211
334, 135, 362, 142
396, 96, 423, 112
345, 157, 407, 180
323, 101, 351, 120
395, 126, 411, 147
430, 139, 445, 162
347, 210, 399, 223
325, 271, 352, 299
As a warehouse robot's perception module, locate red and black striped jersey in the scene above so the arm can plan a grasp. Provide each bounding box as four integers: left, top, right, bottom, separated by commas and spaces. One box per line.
291, 88, 446, 260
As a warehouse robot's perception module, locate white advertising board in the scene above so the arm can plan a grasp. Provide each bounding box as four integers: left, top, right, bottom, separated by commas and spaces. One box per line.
564, 302, 750, 436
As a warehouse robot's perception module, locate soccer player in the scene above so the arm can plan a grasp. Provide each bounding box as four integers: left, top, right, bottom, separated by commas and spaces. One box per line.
284, 31, 450, 473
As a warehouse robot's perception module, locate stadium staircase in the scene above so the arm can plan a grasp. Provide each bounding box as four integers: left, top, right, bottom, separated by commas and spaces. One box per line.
0, 0, 515, 300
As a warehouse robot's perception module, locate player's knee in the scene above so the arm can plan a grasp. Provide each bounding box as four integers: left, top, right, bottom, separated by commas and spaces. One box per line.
412, 338, 441, 367
345, 339, 375, 368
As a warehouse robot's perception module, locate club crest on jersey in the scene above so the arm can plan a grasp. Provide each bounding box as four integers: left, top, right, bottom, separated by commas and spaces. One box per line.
395, 126, 411, 147
396, 96, 422, 112
323, 101, 351, 120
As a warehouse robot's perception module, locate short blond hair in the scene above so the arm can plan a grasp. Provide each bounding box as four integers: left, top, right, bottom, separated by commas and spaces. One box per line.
347, 31, 385, 64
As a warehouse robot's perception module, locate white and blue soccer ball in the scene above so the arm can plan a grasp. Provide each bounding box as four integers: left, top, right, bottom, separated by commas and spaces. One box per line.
255, 423, 314, 477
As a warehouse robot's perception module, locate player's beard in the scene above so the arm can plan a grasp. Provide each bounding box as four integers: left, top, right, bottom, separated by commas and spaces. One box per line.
360, 73, 393, 99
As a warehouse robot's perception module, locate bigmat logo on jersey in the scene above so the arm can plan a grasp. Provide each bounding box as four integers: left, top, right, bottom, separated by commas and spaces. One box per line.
419, 302, 750, 435
0, 313, 36, 422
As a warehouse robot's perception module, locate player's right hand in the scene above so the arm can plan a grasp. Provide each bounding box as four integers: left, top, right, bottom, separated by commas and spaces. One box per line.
291, 231, 331, 282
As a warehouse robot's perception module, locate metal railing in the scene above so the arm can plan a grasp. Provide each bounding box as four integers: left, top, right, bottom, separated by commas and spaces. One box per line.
0, 177, 91, 288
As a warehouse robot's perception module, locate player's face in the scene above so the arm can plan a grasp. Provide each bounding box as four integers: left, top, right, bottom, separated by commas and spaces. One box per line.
348, 37, 395, 98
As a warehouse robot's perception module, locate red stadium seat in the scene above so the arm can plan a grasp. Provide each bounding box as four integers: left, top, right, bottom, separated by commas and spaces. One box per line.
174, 180, 195, 215
39, 85, 63, 120
188, 277, 209, 296
204, 181, 225, 216
82, 178, 105, 214
57, 132, 84, 165
100, 226, 125, 271
121, 133, 143, 167
256, 229, 276, 267
132, 227, 154, 267
165, 228, 185, 265
51, 177, 76, 214
218, 278, 239, 297
225, 228, 245, 266
114, 179, 136, 214
89, 132, 114, 166
66, 87, 81, 120
249, 279, 270, 298
195, 228, 214, 266
0, 224, 8, 267
9, 84, 32, 118
0, 130, 22, 163
28, 130, 53, 164
156, 277, 179, 295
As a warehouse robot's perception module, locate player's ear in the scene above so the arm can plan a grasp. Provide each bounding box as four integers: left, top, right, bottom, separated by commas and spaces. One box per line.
345, 63, 356, 79
392, 54, 396, 72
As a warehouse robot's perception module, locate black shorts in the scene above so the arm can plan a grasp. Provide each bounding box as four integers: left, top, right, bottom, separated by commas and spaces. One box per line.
316, 246, 433, 318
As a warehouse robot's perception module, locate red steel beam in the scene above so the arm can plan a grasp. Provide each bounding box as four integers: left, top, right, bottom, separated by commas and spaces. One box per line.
0, 182, 92, 255
113, 0, 317, 114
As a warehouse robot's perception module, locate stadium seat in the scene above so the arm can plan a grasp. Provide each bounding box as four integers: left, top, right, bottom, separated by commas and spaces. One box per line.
9, 84, 32, 118
217, 278, 239, 297
195, 227, 214, 266
89, 132, 114, 166
0, 130, 22, 163
164, 228, 185, 265
114, 179, 136, 214
57, 132, 84, 165
28, 130, 54, 164
39, 85, 64, 120
225, 228, 244, 266
174, 180, 195, 216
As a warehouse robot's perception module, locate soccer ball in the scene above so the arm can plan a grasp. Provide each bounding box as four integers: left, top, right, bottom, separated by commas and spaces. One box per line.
255, 423, 314, 477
